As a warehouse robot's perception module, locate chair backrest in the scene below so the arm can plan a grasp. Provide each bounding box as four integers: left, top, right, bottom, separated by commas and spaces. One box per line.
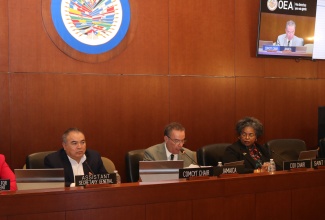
26, 151, 56, 169
101, 157, 116, 173
265, 139, 306, 169
319, 138, 325, 158
197, 143, 231, 166
125, 149, 145, 182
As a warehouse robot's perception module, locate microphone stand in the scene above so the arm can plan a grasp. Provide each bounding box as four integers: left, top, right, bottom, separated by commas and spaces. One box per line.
84, 161, 95, 175
180, 148, 201, 168
270, 149, 286, 170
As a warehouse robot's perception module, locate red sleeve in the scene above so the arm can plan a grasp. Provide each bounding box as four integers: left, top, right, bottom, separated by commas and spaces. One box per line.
0, 154, 17, 191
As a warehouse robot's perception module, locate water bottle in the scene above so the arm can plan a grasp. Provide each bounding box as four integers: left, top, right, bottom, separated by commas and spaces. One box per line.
217, 162, 223, 167
114, 170, 121, 184
268, 159, 276, 173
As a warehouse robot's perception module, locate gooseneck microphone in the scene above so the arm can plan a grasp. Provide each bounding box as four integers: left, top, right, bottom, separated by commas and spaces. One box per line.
180, 148, 201, 168
270, 149, 286, 169
84, 160, 95, 175
270, 149, 286, 161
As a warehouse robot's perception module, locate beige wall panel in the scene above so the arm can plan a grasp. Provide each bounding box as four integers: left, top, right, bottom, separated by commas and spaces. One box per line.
169, 77, 236, 149
264, 78, 318, 148
9, 0, 169, 75
169, 0, 235, 76
0, 0, 8, 72
235, 0, 265, 77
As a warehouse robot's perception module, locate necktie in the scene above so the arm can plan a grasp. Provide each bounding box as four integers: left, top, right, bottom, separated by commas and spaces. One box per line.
170, 154, 174, 161
288, 40, 290, 46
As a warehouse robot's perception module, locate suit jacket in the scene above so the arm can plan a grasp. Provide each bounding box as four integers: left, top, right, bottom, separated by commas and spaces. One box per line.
223, 140, 270, 173
276, 34, 304, 46
0, 154, 17, 191
44, 149, 107, 187
143, 143, 197, 167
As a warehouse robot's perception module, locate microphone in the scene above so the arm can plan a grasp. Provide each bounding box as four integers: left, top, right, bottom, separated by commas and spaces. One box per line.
84, 161, 95, 175
270, 149, 286, 169
180, 148, 201, 168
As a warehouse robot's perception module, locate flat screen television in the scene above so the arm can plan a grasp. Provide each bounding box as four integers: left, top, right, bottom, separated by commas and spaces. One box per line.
256, 0, 325, 60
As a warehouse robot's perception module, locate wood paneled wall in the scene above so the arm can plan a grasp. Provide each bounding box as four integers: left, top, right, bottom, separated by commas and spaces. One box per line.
0, 0, 325, 181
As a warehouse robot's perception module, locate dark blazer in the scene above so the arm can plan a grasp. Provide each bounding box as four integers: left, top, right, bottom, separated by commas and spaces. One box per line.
44, 148, 107, 186
223, 140, 270, 173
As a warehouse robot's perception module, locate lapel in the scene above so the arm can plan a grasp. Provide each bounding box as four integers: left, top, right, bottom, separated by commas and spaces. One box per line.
60, 150, 75, 182
156, 143, 168, 160
239, 144, 258, 168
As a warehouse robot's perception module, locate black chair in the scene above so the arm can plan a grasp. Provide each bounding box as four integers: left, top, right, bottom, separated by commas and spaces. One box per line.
125, 149, 145, 182
265, 139, 306, 170
25, 151, 55, 169
197, 143, 231, 166
319, 138, 325, 158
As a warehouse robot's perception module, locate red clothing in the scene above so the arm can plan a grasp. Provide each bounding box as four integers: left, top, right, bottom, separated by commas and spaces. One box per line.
0, 154, 17, 191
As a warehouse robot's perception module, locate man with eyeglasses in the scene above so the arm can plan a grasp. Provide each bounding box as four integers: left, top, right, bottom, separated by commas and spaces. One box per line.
143, 122, 197, 167
223, 117, 270, 173
276, 20, 304, 46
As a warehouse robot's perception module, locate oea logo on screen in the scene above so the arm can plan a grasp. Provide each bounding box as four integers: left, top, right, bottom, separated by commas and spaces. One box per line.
267, 0, 295, 11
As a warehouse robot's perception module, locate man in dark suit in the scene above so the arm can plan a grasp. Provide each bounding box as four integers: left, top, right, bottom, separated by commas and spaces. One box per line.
44, 128, 107, 187
143, 122, 197, 167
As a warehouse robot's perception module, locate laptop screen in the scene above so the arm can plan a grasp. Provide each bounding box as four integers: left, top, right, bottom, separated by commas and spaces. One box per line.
139, 160, 184, 182
15, 168, 65, 190
298, 150, 318, 160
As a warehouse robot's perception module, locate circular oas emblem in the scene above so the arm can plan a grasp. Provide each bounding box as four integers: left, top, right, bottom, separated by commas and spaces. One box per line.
51, 0, 130, 54
267, 0, 278, 11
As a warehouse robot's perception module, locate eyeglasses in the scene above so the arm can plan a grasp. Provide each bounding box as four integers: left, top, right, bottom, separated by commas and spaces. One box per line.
167, 136, 187, 145
240, 132, 256, 138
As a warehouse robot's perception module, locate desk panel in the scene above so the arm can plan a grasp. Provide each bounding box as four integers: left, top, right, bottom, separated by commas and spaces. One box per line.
1, 169, 325, 219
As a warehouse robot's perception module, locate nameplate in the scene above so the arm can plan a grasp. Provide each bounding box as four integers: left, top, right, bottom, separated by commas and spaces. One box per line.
283, 160, 311, 170
213, 165, 245, 176
75, 173, 116, 186
311, 158, 325, 168
263, 45, 296, 52
179, 167, 213, 179
0, 179, 10, 190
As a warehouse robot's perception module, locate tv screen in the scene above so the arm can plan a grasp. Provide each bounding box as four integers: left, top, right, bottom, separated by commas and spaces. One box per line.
256, 0, 325, 60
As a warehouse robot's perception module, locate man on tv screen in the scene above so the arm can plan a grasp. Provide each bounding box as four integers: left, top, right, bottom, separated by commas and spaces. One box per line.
276, 20, 304, 46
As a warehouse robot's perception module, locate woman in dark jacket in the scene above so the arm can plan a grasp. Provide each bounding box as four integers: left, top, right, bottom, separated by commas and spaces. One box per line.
224, 117, 270, 173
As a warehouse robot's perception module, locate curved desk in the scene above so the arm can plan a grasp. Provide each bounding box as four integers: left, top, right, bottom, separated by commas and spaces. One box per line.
1, 169, 325, 219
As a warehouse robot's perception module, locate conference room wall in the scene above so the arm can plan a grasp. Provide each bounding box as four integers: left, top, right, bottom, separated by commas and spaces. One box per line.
0, 0, 325, 181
